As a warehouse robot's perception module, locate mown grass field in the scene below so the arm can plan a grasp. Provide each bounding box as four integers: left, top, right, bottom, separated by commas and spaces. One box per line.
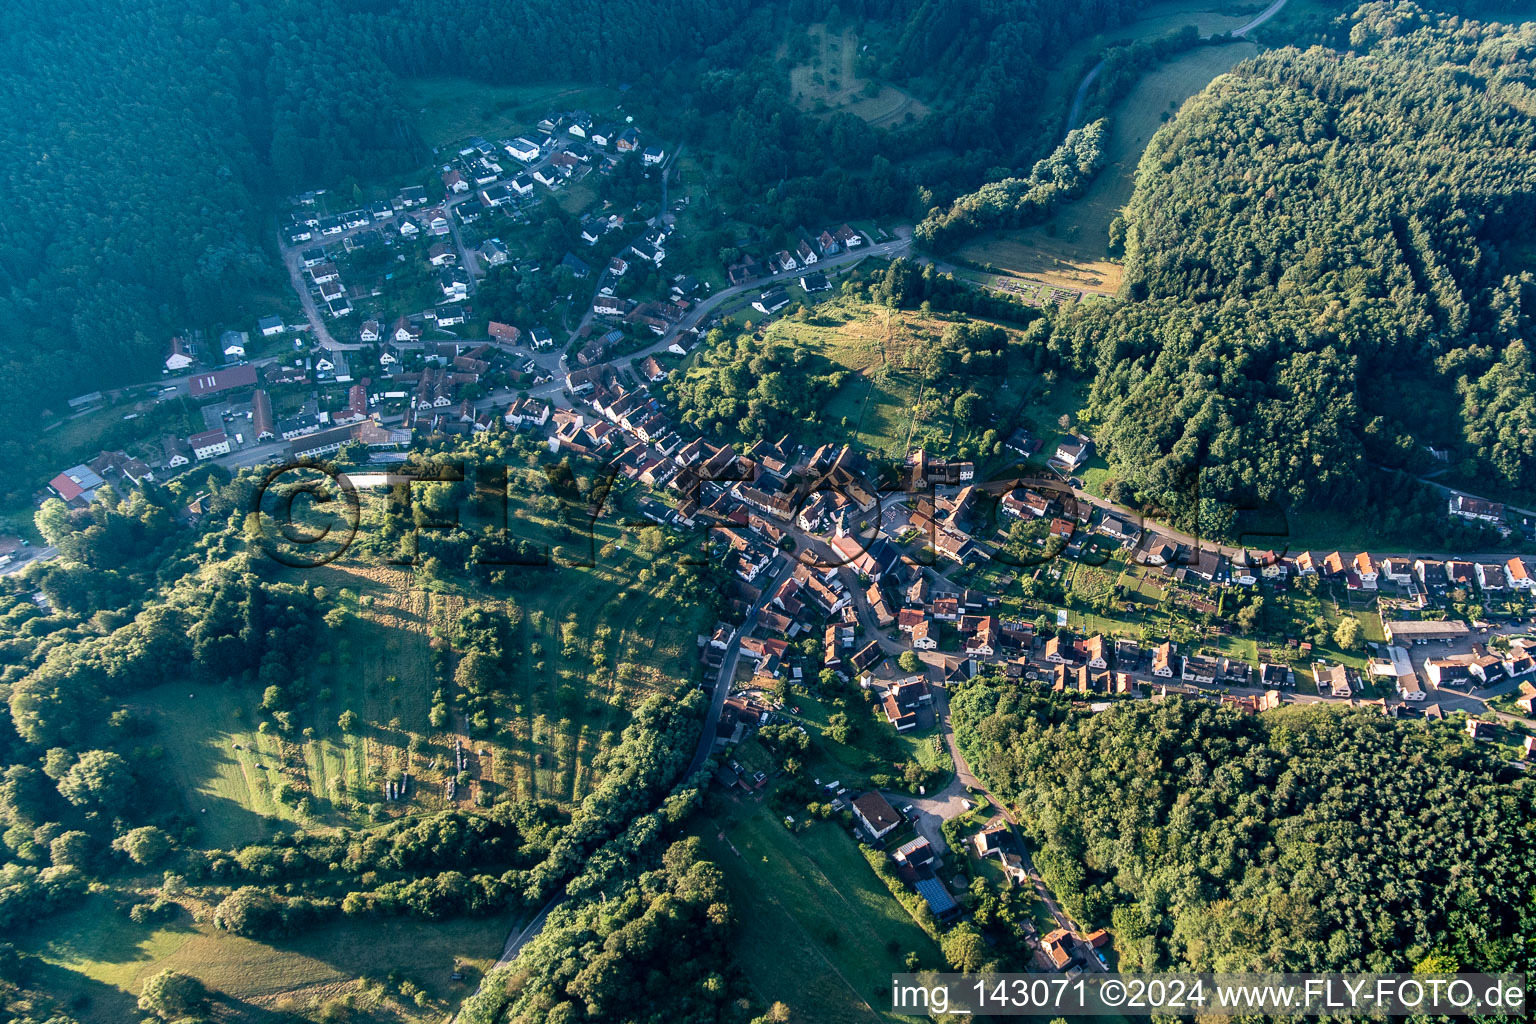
784, 23, 932, 127
955, 40, 1257, 294
1041, 1, 1263, 117
783, 695, 950, 794
698, 803, 941, 1024
764, 298, 931, 456
955, 1, 1265, 293
14, 895, 506, 1024
142, 476, 711, 851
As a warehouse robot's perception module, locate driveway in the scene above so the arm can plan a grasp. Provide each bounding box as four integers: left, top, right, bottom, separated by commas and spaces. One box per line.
883, 772, 970, 854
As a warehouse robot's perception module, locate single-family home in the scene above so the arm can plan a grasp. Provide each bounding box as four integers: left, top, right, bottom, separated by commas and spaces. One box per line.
1084, 634, 1108, 669
892, 837, 935, 874
752, 288, 790, 315
1315, 662, 1353, 698
1353, 552, 1378, 588
164, 336, 195, 372
851, 791, 902, 840
162, 436, 192, 468
1425, 657, 1474, 688
488, 322, 521, 344
1042, 929, 1075, 971
1053, 436, 1094, 470
505, 136, 540, 162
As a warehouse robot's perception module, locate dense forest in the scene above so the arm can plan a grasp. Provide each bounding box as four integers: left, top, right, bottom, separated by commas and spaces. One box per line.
1041, 5, 1536, 516
950, 681, 1536, 973
458, 835, 738, 1024
666, 330, 851, 440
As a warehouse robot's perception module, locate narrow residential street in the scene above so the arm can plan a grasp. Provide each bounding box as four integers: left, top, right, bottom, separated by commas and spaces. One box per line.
963, 469, 1536, 576
281, 246, 340, 349
0, 546, 56, 577
689, 555, 792, 777
452, 893, 564, 1021
445, 209, 482, 284
491, 227, 914, 412
660, 228, 912, 347
279, 139, 577, 350
493, 895, 561, 968
562, 145, 684, 349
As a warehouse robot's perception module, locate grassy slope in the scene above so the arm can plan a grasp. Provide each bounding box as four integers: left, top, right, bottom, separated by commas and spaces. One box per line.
955, 41, 1257, 293
146, 527, 707, 845
698, 803, 941, 1024
398, 78, 618, 152
758, 296, 1074, 461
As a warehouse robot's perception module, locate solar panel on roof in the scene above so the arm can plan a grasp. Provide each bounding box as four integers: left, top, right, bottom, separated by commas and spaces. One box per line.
914, 878, 957, 913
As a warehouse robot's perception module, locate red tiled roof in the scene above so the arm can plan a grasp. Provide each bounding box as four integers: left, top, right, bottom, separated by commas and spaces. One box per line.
48, 472, 84, 502
188, 364, 258, 397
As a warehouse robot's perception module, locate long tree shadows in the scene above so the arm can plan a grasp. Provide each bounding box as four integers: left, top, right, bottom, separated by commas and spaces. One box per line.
140, 684, 293, 850
11, 955, 142, 1024
14, 904, 504, 1024
9, 897, 198, 1023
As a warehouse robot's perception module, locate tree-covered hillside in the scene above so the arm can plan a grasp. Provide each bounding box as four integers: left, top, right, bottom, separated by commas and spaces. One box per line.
1044, 4, 1536, 516
951, 682, 1536, 974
